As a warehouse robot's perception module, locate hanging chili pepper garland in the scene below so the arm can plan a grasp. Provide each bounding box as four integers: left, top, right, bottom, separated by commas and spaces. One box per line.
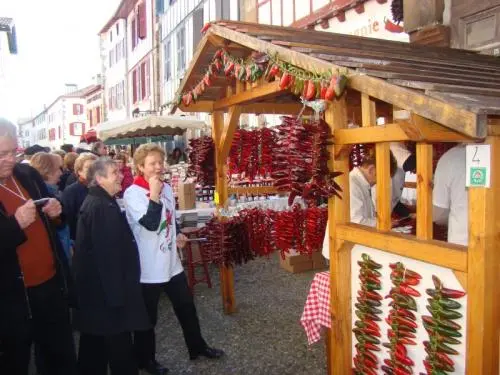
171, 47, 349, 109
421, 275, 465, 375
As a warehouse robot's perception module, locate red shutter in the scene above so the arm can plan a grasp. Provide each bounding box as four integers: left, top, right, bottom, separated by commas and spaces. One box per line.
89, 110, 93, 127
82, 124, 86, 134
132, 70, 138, 103
96, 107, 101, 124
73, 104, 78, 115
69, 123, 75, 136
138, 2, 147, 39
131, 18, 137, 49
141, 62, 146, 99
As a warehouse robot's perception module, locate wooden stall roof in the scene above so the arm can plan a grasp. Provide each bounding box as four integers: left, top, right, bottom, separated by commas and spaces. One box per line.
173, 20, 500, 138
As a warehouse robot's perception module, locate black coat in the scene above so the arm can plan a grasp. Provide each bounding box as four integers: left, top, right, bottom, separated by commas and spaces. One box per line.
62, 180, 88, 241
0, 164, 74, 336
73, 186, 150, 335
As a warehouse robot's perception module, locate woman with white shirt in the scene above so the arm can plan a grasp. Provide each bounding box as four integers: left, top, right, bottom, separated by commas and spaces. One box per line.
123, 144, 223, 375
322, 148, 397, 259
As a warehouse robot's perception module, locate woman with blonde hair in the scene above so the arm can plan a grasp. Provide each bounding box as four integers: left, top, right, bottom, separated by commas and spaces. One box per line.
62, 153, 98, 242
30, 151, 71, 265
60, 151, 78, 191
124, 144, 223, 375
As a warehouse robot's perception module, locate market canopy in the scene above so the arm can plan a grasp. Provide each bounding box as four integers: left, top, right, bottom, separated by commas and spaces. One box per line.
172, 20, 500, 138
97, 115, 207, 142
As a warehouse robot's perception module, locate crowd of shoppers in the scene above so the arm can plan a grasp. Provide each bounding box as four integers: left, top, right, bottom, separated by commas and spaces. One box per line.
0, 118, 223, 375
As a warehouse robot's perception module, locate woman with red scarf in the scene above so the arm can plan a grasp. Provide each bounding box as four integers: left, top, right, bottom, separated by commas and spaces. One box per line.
123, 144, 223, 375
115, 152, 133, 198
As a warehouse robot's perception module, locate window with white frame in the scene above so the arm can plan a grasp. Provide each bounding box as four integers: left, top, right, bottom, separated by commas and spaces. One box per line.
176, 27, 186, 73
164, 40, 171, 81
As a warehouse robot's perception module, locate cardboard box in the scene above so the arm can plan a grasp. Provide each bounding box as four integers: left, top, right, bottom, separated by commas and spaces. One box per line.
178, 182, 196, 210
283, 252, 314, 266
280, 259, 313, 274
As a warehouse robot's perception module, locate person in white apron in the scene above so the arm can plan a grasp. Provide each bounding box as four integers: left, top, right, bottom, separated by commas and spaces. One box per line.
124, 144, 223, 375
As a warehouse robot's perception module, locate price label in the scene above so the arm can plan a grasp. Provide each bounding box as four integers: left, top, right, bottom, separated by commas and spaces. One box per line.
214, 191, 220, 205
466, 145, 491, 188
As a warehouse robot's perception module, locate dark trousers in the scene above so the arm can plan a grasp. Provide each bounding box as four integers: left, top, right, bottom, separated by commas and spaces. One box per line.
77, 332, 138, 375
134, 272, 207, 365
0, 277, 77, 375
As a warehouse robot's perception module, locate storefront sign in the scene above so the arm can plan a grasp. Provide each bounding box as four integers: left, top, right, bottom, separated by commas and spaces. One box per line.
466, 144, 491, 188
315, 0, 409, 43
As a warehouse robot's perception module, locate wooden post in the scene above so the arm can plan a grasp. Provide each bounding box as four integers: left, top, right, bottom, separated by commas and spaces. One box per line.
466, 135, 500, 374
416, 143, 433, 239
326, 98, 352, 374
211, 111, 236, 314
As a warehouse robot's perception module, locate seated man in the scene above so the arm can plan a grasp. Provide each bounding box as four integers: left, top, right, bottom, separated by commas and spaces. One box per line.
322, 147, 397, 259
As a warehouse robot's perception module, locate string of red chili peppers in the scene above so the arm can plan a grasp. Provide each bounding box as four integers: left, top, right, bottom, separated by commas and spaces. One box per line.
169, 47, 350, 108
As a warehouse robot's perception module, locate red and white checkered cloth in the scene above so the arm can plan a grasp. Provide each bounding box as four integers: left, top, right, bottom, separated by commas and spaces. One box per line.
300, 271, 332, 345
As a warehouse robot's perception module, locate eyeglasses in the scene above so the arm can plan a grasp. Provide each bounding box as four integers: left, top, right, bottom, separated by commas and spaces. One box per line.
0, 150, 17, 160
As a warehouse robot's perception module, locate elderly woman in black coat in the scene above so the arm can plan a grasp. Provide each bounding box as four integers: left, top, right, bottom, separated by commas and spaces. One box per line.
73, 157, 150, 375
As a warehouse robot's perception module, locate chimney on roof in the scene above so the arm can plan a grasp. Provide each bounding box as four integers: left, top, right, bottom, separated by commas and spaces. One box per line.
64, 84, 78, 94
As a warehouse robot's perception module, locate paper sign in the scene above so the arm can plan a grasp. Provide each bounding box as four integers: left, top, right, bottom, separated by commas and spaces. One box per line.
214, 191, 220, 205
466, 145, 491, 188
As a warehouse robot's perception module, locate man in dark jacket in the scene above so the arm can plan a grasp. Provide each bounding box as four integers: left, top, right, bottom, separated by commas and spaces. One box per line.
73, 157, 150, 375
0, 118, 76, 375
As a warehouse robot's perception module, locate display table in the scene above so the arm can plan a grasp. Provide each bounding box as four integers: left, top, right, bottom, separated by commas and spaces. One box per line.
300, 271, 331, 345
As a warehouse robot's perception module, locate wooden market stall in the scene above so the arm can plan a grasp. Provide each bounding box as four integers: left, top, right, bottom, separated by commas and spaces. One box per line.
172, 21, 500, 374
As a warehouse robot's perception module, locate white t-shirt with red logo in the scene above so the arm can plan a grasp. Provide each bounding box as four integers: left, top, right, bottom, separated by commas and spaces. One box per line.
124, 183, 183, 283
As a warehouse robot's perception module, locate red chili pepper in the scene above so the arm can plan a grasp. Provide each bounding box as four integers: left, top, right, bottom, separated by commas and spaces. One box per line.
389, 264, 422, 279
395, 351, 414, 367
279, 73, 292, 90
394, 315, 418, 329
358, 290, 383, 301
267, 65, 280, 80
224, 62, 235, 76
398, 337, 417, 345
214, 59, 223, 71
325, 76, 336, 100
363, 319, 380, 332
383, 359, 393, 368
200, 22, 211, 33
362, 349, 379, 365
440, 287, 466, 299
304, 80, 316, 100
394, 366, 412, 375
392, 307, 416, 320
400, 278, 419, 286
395, 343, 407, 356
435, 352, 454, 367
391, 285, 421, 297
320, 84, 327, 99
362, 275, 381, 285
214, 49, 223, 59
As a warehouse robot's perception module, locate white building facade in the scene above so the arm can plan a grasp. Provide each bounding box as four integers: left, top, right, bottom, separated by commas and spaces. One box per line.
100, 19, 128, 122
159, 0, 240, 109
20, 86, 100, 150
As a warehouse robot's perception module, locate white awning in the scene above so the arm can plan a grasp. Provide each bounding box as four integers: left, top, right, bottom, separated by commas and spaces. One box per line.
98, 115, 207, 141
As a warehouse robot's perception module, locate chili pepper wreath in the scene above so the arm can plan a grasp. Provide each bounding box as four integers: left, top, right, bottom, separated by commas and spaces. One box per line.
171, 47, 349, 108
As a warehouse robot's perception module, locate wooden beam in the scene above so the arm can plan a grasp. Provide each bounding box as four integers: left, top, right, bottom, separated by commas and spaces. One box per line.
466, 135, 500, 374
242, 103, 311, 115
326, 98, 352, 375
213, 80, 285, 110
334, 121, 478, 144
376, 142, 392, 231
416, 143, 433, 240
219, 105, 242, 160
361, 93, 376, 127
336, 223, 468, 271
212, 111, 236, 315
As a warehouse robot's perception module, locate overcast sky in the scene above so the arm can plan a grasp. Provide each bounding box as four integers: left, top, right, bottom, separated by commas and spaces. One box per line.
0, 0, 120, 122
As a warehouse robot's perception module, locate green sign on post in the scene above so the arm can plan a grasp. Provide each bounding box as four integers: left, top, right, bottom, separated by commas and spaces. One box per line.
470, 167, 487, 187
